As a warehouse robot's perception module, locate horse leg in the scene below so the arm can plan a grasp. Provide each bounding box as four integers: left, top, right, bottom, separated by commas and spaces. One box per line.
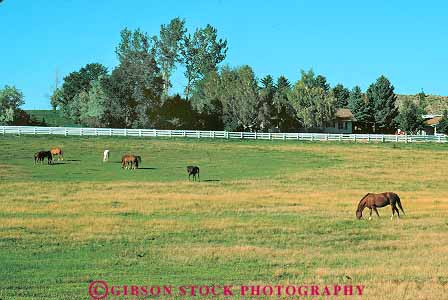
394, 205, 400, 219
373, 206, 380, 218
391, 206, 395, 220
368, 208, 373, 220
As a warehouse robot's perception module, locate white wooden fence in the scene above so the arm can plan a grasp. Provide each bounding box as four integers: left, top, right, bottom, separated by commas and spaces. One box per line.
0, 126, 447, 143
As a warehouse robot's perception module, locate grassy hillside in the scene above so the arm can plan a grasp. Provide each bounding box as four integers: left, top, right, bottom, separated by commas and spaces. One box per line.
26, 110, 80, 127
0, 135, 447, 299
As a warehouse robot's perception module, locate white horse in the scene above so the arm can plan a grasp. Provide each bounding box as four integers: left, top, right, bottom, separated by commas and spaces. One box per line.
103, 150, 110, 162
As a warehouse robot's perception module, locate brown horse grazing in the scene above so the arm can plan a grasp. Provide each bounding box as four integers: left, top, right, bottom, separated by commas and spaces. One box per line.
34, 151, 53, 165
121, 154, 141, 170
50, 147, 64, 161
187, 166, 200, 181
356, 192, 405, 220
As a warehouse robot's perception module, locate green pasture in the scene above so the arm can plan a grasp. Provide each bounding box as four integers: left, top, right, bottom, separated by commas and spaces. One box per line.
0, 135, 447, 300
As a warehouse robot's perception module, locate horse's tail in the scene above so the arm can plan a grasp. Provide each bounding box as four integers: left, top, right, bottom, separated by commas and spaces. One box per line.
395, 195, 405, 215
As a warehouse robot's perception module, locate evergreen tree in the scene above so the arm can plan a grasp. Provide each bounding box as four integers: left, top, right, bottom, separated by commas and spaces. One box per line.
348, 86, 373, 132
332, 83, 350, 108
366, 75, 398, 133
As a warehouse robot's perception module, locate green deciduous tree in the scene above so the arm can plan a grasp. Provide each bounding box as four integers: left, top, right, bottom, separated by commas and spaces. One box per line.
0, 85, 27, 125
181, 24, 227, 100
79, 77, 109, 127
436, 110, 448, 134
366, 75, 398, 133
157, 18, 186, 98
219, 65, 260, 131
190, 70, 223, 130
397, 98, 425, 134
289, 70, 336, 129
55, 63, 108, 122
105, 28, 163, 128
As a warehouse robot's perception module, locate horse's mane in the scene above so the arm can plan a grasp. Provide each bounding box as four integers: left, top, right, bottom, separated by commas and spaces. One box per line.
356, 193, 370, 211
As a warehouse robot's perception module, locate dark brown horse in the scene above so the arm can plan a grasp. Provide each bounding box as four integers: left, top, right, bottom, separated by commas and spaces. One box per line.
121, 154, 141, 170
34, 151, 53, 165
356, 192, 405, 220
187, 166, 200, 181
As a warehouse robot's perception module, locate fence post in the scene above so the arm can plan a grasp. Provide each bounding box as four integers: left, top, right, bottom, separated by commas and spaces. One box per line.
183, 130, 186, 138
382, 135, 385, 142
124, 129, 127, 137
139, 129, 142, 137
254, 131, 257, 140
438, 135, 442, 143
240, 132, 243, 139
212, 131, 215, 139
354, 134, 356, 142
18, 128, 21, 136
95, 128, 98, 136
396, 135, 398, 142
65, 128, 68, 136
169, 130, 172, 138
339, 134, 342, 142
80, 128, 83, 136
226, 131, 229, 139
109, 128, 112, 136
296, 133, 299, 140
405, 134, 408, 143
269, 133, 272, 140
368, 134, 371, 143
33, 127, 36, 135
283, 133, 286, 140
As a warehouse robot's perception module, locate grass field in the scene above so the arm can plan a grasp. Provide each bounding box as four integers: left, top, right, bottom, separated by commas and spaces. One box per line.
0, 135, 447, 299
25, 110, 80, 127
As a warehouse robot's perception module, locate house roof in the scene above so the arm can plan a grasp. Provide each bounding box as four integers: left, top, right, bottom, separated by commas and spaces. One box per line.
335, 108, 356, 120
424, 116, 442, 126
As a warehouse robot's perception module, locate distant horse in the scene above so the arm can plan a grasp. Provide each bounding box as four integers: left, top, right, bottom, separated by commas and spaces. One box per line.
356, 192, 405, 220
187, 166, 200, 181
121, 154, 141, 170
103, 150, 110, 162
50, 147, 64, 161
34, 151, 53, 165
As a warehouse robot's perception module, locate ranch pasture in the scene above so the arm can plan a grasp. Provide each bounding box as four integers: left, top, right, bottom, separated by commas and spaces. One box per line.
0, 135, 447, 299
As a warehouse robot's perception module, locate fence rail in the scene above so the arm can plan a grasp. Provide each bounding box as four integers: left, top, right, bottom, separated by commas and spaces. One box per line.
0, 126, 447, 143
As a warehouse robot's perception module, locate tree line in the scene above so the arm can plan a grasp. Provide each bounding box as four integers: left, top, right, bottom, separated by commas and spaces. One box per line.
1, 18, 447, 134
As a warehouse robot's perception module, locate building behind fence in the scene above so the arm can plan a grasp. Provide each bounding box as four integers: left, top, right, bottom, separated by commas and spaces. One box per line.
0, 126, 447, 143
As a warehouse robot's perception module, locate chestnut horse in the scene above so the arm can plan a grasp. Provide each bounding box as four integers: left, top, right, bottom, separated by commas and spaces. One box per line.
121, 154, 141, 169
50, 147, 64, 161
356, 192, 405, 220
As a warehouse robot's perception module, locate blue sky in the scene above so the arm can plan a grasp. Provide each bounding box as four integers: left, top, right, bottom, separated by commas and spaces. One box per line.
0, 0, 447, 109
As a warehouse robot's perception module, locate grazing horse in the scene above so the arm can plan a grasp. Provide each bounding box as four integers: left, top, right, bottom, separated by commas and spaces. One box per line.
356, 192, 405, 220
50, 147, 64, 161
103, 150, 110, 162
187, 166, 200, 181
121, 154, 141, 170
34, 151, 53, 165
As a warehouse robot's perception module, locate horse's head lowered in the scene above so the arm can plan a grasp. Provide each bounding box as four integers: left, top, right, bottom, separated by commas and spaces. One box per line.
356, 193, 369, 219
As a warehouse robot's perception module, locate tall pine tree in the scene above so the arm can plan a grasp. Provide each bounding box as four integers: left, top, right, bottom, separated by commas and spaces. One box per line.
366, 75, 398, 133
